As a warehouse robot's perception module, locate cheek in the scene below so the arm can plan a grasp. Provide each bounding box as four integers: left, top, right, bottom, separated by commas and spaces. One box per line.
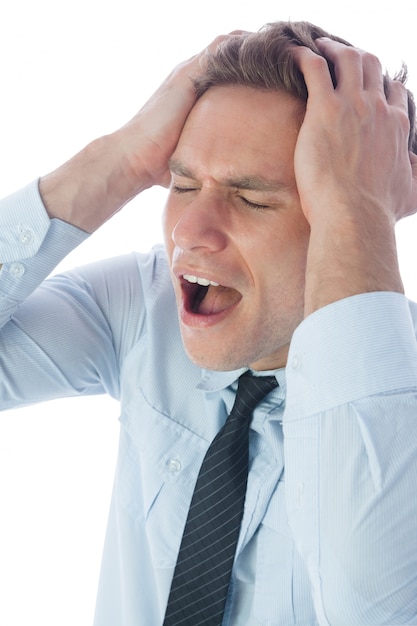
256, 222, 309, 299
256, 215, 310, 265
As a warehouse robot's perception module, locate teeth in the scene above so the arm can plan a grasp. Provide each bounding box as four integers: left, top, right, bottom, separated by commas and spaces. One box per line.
183, 274, 219, 287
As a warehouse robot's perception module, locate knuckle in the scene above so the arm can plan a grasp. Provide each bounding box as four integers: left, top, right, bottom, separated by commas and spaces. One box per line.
387, 78, 408, 97
309, 53, 330, 71
397, 108, 411, 134
211, 34, 227, 46
341, 46, 362, 62
372, 96, 390, 120
334, 46, 382, 73
363, 50, 381, 67
205, 34, 227, 51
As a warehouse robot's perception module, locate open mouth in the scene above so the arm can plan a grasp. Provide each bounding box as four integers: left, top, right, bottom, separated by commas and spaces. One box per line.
182, 274, 242, 316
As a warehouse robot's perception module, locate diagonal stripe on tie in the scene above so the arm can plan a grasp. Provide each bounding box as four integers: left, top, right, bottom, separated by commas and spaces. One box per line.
163, 371, 278, 626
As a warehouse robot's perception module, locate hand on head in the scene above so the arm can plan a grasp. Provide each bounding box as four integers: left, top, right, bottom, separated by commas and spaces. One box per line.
291, 38, 417, 226
119, 30, 250, 190
290, 37, 415, 311
39, 30, 250, 232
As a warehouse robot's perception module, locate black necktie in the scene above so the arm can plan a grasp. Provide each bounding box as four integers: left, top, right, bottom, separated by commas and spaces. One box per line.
163, 372, 278, 626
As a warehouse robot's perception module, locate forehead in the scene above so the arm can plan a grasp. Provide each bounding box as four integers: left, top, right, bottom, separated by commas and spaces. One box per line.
172, 85, 303, 183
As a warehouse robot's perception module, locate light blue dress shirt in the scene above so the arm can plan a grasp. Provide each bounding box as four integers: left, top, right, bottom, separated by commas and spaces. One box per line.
1, 181, 417, 625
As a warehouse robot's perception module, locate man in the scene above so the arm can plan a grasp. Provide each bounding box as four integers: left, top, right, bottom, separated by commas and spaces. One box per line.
1, 20, 417, 625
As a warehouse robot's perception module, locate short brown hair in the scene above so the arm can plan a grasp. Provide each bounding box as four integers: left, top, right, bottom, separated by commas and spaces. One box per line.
194, 21, 417, 152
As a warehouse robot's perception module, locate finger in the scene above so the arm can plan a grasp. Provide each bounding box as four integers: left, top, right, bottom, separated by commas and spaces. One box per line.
205, 30, 249, 55
386, 78, 409, 109
316, 37, 385, 95
227, 29, 251, 36
184, 30, 247, 71
291, 46, 335, 99
315, 38, 365, 92
361, 51, 384, 92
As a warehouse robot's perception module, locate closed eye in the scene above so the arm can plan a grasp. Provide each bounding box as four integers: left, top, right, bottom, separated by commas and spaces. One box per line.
171, 185, 271, 209
239, 196, 270, 210
172, 185, 198, 194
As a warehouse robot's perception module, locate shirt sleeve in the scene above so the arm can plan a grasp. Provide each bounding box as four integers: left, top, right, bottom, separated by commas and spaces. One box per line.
0, 180, 122, 408
0, 180, 89, 325
284, 292, 417, 625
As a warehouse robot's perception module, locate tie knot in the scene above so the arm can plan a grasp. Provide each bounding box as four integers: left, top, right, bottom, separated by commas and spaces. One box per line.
231, 372, 278, 420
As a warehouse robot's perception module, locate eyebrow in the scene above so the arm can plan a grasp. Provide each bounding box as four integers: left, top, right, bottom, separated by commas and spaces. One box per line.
168, 158, 293, 194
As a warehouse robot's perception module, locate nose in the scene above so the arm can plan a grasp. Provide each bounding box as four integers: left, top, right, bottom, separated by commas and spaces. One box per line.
170, 192, 228, 252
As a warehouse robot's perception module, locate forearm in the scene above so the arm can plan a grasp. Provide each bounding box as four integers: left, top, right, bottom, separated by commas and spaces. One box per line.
304, 210, 403, 316
39, 130, 152, 234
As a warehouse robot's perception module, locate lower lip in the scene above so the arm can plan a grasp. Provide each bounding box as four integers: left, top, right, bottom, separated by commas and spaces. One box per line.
179, 300, 241, 328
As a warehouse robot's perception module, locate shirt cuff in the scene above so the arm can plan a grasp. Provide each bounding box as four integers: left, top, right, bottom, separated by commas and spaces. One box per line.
285, 292, 417, 420
0, 180, 89, 309
0, 180, 52, 262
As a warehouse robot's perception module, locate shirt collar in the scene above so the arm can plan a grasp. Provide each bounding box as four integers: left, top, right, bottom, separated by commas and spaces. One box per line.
197, 366, 287, 404
196, 368, 246, 393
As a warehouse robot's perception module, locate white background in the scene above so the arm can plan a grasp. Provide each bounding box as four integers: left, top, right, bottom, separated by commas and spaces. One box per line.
0, 0, 416, 623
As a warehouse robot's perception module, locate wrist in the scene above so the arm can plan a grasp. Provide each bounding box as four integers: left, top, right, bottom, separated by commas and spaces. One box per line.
304, 212, 404, 316
39, 132, 152, 233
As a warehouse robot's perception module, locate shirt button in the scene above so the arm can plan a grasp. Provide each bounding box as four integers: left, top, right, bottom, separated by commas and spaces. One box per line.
167, 459, 182, 474
9, 262, 25, 278
291, 354, 302, 370
18, 227, 34, 245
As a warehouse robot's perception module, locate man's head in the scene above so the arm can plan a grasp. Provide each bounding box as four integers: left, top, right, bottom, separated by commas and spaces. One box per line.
163, 21, 416, 373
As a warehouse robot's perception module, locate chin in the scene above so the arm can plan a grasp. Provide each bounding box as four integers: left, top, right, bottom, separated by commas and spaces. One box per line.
182, 336, 288, 372
188, 353, 246, 372
182, 342, 247, 372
